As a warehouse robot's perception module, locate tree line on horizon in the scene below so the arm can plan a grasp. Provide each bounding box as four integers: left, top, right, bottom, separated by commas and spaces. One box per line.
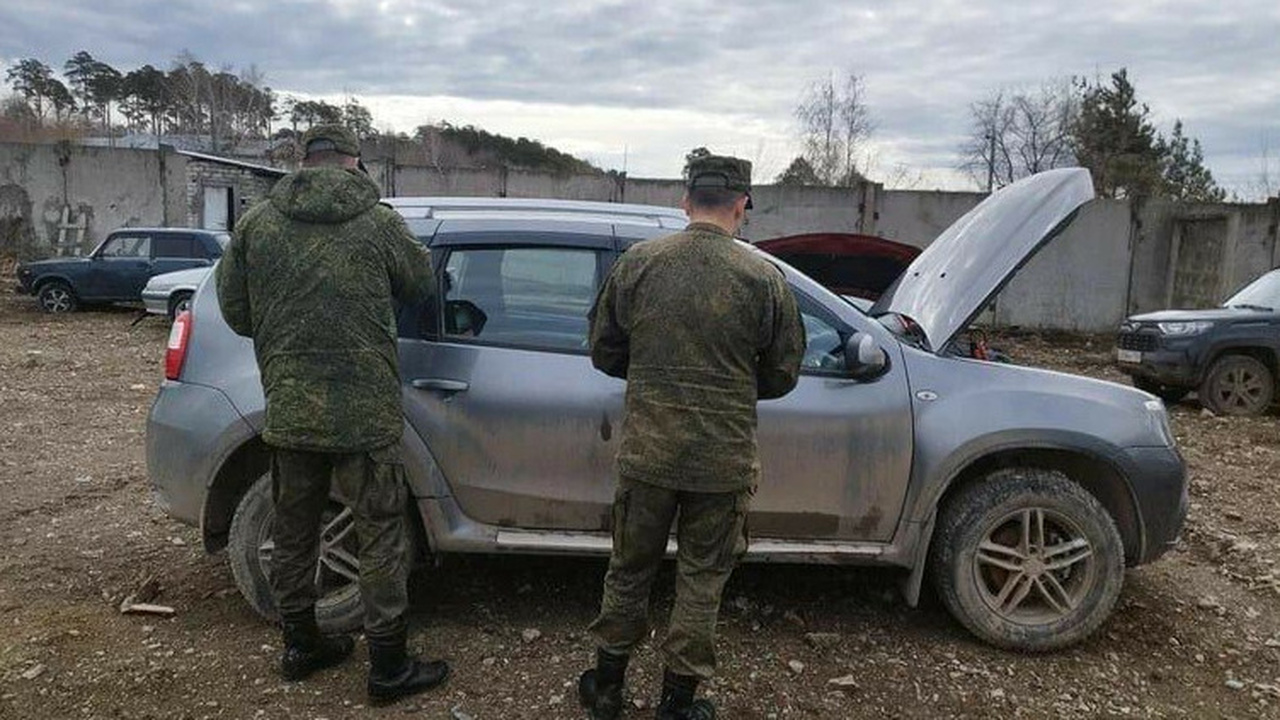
0, 53, 1252, 200
0, 51, 602, 175
778, 67, 1230, 202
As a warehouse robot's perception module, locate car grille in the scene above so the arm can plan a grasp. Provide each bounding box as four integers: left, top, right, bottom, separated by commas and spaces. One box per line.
1116, 332, 1158, 352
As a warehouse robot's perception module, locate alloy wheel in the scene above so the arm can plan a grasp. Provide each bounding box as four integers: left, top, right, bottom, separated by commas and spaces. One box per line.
973, 507, 1096, 624
41, 287, 73, 313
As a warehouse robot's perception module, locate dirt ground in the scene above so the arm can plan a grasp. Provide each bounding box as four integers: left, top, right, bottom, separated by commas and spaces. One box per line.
3, 294, 1280, 720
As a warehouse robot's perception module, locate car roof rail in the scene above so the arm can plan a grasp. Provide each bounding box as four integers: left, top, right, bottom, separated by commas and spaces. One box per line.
384, 196, 686, 226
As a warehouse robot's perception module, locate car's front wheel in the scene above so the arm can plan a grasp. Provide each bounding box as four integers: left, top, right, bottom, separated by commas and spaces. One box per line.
1199, 354, 1274, 416
37, 281, 78, 313
930, 468, 1125, 652
227, 474, 365, 633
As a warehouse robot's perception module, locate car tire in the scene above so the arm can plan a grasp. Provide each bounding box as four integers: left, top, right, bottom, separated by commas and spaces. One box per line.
1132, 377, 1190, 404
227, 474, 365, 634
37, 281, 78, 314
167, 291, 193, 320
930, 468, 1125, 652
1198, 354, 1274, 416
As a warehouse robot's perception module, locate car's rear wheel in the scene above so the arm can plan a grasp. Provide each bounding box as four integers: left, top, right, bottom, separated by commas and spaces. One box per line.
930, 468, 1124, 651
37, 281, 78, 313
1199, 354, 1274, 416
1132, 376, 1190, 404
227, 474, 365, 633
167, 291, 193, 320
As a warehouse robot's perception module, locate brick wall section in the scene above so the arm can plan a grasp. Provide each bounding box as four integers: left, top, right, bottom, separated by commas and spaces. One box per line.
184, 160, 279, 230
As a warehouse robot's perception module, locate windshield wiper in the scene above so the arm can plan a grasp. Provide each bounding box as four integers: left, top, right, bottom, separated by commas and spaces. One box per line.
1228, 303, 1274, 312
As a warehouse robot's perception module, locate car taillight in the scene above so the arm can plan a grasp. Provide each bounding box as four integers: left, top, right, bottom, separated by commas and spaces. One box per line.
165, 311, 192, 380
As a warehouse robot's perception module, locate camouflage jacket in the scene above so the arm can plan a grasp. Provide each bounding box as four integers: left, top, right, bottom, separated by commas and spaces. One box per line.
589, 222, 805, 492
216, 167, 434, 452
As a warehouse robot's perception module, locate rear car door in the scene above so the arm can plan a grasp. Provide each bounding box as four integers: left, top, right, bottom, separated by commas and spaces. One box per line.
86, 232, 152, 300
398, 221, 624, 531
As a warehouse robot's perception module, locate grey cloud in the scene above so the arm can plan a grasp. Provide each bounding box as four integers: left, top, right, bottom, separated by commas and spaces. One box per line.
1, 0, 1277, 193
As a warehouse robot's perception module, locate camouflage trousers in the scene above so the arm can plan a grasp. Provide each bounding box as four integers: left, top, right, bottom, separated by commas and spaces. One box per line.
589, 476, 751, 679
270, 444, 410, 637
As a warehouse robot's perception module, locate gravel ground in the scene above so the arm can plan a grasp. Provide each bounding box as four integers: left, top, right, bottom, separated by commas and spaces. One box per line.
2, 295, 1280, 719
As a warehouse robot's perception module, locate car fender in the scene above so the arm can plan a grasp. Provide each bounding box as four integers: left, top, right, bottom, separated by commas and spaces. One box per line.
31, 273, 79, 294
897, 428, 1147, 607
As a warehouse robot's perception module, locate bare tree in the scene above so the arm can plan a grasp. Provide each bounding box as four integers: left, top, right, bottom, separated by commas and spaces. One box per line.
794, 71, 874, 185
959, 81, 1076, 191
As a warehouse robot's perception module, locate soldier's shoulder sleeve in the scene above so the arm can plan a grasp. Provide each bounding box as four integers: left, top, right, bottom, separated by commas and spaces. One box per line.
588, 252, 633, 379
755, 267, 805, 400
215, 205, 267, 338
373, 206, 435, 306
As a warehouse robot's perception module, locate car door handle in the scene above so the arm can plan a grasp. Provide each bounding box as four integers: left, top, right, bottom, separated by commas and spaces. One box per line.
411, 378, 469, 393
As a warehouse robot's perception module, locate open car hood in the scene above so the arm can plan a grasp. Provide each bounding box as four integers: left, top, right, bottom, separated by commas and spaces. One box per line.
871, 168, 1094, 351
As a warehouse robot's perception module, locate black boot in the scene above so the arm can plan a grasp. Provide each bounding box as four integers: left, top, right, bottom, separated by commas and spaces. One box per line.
279, 610, 355, 682
366, 625, 450, 704
655, 669, 716, 720
577, 648, 629, 720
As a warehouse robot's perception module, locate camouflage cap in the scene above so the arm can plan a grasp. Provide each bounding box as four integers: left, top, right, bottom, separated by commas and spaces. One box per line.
300, 124, 360, 157
686, 154, 753, 208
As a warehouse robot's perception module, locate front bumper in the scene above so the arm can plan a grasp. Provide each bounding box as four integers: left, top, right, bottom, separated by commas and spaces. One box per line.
146, 380, 255, 527
141, 290, 171, 315
1115, 331, 1200, 387
1123, 445, 1188, 564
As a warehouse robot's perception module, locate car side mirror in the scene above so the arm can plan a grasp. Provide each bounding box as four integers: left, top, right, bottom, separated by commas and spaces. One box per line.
844, 332, 887, 379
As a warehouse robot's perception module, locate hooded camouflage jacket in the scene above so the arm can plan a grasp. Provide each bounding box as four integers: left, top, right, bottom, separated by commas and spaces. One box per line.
589, 222, 805, 492
216, 167, 434, 452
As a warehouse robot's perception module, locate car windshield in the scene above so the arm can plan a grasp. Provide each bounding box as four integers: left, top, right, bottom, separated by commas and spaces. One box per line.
1224, 269, 1280, 310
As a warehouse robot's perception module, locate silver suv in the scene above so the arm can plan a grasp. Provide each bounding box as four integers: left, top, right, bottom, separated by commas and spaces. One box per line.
146, 169, 1186, 651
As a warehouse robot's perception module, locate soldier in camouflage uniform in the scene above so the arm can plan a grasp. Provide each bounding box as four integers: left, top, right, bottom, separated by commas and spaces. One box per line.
216, 125, 449, 703
578, 154, 805, 720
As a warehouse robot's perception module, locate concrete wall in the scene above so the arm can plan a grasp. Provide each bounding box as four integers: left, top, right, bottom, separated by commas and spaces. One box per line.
0, 142, 186, 256
6, 140, 1280, 333
876, 189, 986, 247
993, 200, 1134, 331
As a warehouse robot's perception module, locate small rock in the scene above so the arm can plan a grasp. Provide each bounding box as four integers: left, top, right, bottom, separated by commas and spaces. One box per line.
787, 660, 805, 675
74, 475, 92, 483
521, 628, 542, 643
783, 610, 805, 627
828, 674, 859, 688
130, 383, 147, 391
170, 536, 187, 546
804, 632, 842, 650
1200, 408, 1216, 418
482, 656, 497, 666
1226, 679, 1246, 691
450, 706, 475, 720
21, 664, 46, 680
632, 698, 647, 710
1196, 596, 1222, 611
990, 688, 1006, 700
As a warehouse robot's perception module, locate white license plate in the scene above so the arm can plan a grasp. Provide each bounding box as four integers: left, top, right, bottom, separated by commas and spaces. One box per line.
1116, 349, 1142, 364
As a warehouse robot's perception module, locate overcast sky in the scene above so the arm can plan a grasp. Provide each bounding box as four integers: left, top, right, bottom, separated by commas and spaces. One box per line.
2, 0, 1278, 196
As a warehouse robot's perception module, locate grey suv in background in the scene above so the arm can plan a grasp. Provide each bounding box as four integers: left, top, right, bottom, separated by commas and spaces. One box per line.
147, 169, 1186, 651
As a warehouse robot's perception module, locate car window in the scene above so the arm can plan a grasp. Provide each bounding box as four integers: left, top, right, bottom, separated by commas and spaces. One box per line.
153, 235, 195, 258
100, 234, 151, 258
796, 292, 847, 373
442, 247, 598, 351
